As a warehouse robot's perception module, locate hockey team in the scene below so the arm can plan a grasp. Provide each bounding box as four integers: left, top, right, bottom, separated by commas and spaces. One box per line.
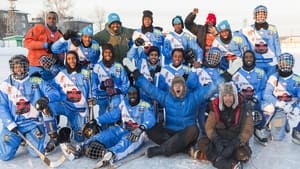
0, 4, 299, 169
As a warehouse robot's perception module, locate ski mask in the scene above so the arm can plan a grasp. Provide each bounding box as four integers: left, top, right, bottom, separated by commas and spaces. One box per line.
128, 86, 140, 106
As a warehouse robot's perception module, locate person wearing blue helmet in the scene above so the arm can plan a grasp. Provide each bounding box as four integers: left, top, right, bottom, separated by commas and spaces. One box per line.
94, 13, 135, 64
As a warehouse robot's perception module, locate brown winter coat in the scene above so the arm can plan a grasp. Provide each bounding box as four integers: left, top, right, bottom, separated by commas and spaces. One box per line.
205, 97, 253, 145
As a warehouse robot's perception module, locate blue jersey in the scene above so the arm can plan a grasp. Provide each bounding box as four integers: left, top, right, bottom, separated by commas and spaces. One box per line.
158, 64, 190, 91
51, 68, 90, 114
263, 73, 300, 109
212, 31, 250, 58
92, 61, 129, 97
0, 75, 60, 132
241, 24, 281, 67
163, 31, 203, 65
232, 67, 267, 101
51, 37, 100, 66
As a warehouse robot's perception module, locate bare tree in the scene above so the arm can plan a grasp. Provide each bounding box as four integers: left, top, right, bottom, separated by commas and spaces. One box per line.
35, 0, 73, 23
92, 6, 106, 32
0, 16, 7, 38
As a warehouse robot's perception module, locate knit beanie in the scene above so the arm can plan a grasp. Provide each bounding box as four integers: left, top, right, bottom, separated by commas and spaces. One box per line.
206, 13, 216, 25
107, 13, 121, 25
143, 10, 153, 22
172, 15, 184, 28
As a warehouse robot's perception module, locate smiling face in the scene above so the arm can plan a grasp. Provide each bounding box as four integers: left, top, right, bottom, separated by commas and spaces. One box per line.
109, 22, 121, 33
222, 93, 235, 107
66, 53, 77, 69
81, 34, 92, 47
148, 51, 159, 65
172, 50, 183, 67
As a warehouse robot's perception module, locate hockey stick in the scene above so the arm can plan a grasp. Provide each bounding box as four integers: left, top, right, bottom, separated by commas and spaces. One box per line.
108, 152, 146, 169
88, 64, 95, 121
16, 130, 66, 168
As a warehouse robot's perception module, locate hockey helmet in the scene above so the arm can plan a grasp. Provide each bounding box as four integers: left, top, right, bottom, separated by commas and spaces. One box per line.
278, 53, 294, 73
206, 47, 222, 67
9, 54, 29, 80
254, 5, 267, 23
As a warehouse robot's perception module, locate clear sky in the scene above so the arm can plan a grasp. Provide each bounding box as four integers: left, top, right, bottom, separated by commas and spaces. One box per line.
1, 0, 299, 36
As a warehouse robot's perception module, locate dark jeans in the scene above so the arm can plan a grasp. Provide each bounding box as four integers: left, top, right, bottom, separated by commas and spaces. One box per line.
146, 124, 199, 156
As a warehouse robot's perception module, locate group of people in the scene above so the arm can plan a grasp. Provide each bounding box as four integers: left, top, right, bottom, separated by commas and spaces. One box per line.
0, 4, 299, 169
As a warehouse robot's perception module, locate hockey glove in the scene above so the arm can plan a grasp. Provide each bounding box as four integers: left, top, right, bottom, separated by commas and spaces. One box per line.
88, 97, 96, 106
104, 78, 114, 88
82, 119, 101, 138
211, 136, 225, 156
134, 37, 145, 46
128, 125, 145, 142
221, 138, 240, 158
58, 127, 71, 144
71, 38, 81, 47
123, 58, 137, 72
35, 97, 49, 111
227, 57, 242, 75
276, 101, 293, 113
63, 30, 78, 40
106, 88, 121, 96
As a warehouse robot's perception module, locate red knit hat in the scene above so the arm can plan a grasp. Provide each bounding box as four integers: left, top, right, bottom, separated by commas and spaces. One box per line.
206, 13, 216, 25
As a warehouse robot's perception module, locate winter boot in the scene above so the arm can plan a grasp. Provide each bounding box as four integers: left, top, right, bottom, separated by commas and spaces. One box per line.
45, 132, 59, 153
292, 127, 300, 145
232, 161, 243, 169
146, 146, 163, 158
58, 127, 71, 144
94, 151, 114, 168
188, 146, 208, 162
285, 120, 290, 133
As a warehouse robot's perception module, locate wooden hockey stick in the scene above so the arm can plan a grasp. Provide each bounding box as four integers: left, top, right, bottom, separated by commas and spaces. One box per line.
17, 130, 66, 168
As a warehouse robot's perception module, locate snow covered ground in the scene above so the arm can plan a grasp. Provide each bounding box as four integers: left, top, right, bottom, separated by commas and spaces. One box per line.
0, 46, 300, 169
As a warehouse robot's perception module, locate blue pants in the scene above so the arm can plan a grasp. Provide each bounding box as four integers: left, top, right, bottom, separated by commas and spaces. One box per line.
50, 102, 88, 142
87, 125, 144, 161
0, 125, 45, 161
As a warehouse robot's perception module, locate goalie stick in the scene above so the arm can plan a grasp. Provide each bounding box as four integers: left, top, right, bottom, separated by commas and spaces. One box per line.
16, 130, 66, 168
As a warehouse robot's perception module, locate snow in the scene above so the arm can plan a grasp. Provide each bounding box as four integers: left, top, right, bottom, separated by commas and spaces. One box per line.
0, 46, 300, 169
